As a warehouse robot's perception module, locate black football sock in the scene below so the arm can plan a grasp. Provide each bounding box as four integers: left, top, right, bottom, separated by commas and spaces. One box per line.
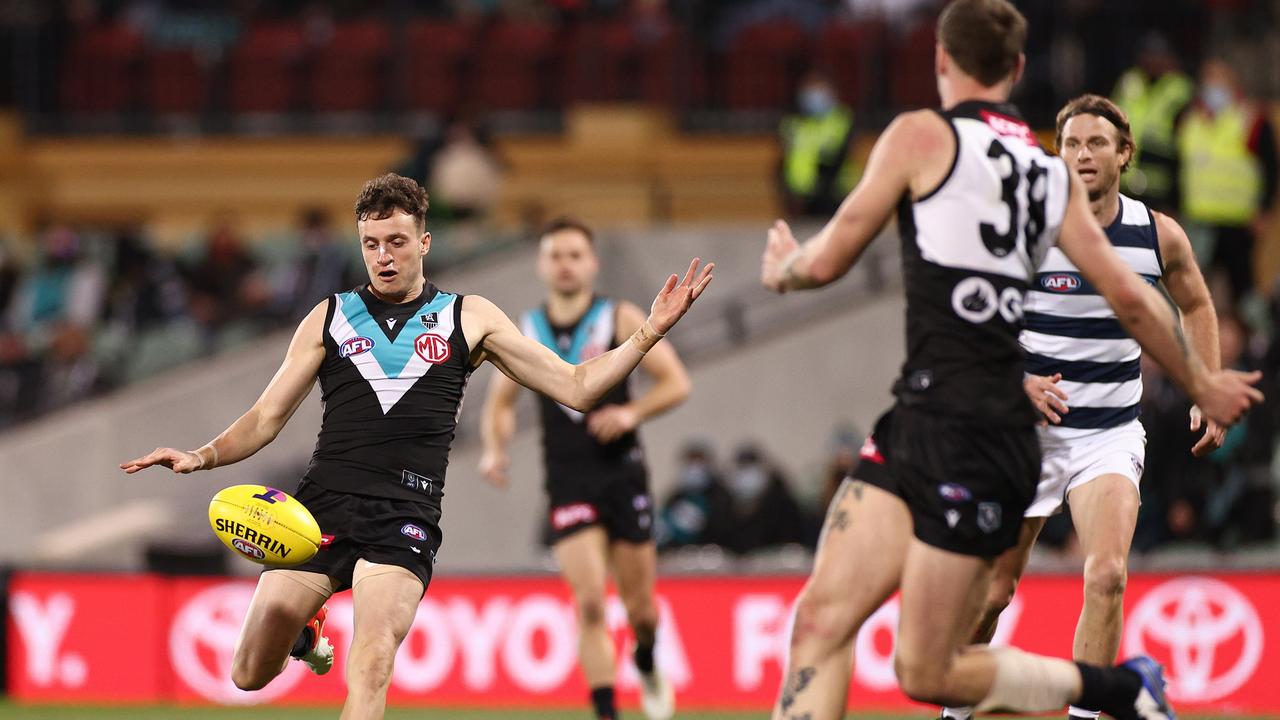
1075, 662, 1141, 720
590, 686, 617, 719
289, 626, 314, 658
634, 639, 656, 674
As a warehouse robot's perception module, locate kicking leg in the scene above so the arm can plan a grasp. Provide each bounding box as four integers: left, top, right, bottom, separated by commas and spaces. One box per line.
1066, 474, 1140, 718
341, 560, 424, 720
612, 538, 673, 719
771, 479, 911, 720
231, 569, 334, 691
554, 526, 618, 719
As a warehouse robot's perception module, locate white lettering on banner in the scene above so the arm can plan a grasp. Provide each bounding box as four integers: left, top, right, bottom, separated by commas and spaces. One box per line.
502, 595, 579, 692
607, 597, 692, 690
394, 596, 456, 692
1125, 577, 1263, 703
169, 583, 306, 704
11, 592, 86, 688
733, 595, 790, 689
449, 597, 511, 689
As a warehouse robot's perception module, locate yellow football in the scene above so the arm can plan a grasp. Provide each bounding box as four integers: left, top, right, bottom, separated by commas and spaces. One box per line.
208, 485, 321, 567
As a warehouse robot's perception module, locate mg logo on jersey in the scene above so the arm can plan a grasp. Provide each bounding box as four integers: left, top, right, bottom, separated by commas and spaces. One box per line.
339, 336, 374, 358
1041, 273, 1081, 293
415, 333, 451, 364
1125, 577, 1264, 702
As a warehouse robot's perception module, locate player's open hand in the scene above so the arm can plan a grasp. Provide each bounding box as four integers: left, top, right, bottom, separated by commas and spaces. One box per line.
761, 220, 800, 293
587, 404, 639, 444
648, 258, 714, 335
120, 447, 202, 474
1024, 373, 1069, 426
478, 449, 510, 489
1189, 404, 1227, 458
1192, 369, 1264, 427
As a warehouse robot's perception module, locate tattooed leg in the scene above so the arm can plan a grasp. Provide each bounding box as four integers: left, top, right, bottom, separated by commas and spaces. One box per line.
772, 481, 912, 719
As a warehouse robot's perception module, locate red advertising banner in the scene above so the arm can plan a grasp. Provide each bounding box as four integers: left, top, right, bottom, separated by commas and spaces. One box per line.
7, 572, 1278, 712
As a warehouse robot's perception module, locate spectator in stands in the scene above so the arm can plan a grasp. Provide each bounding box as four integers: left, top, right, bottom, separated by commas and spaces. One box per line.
725, 442, 812, 553
1176, 57, 1278, 303
38, 319, 100, 413
1112, 32, 1194, 214
103, 229, 188, 334
284, 208, 359, 320
0, 327, 40, 427
1201, 313, 1278, 547
429, 116, 504, 222
182, 220, 261, 338
6, 225, 106, 344
818, 423, 861, 513
0, 241, 19, 320
656, 439, 735, 551
778, 71, 857, 218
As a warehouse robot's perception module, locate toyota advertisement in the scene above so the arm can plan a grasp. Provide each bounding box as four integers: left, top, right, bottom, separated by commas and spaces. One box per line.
6, 572, 1278, 712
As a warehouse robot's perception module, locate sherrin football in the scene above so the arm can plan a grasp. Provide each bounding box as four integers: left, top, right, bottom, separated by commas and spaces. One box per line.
208, 485, 322, 567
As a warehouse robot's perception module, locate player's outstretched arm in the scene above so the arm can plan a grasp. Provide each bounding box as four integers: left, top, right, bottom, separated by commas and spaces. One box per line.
465, 259, 712, 413
119, 301, 327, 475
478, 369, 522, 488
1155, 211, 1227, 456
1058, 172, 1263, 426
586, 300, 693, 443
761, 111, 943, 292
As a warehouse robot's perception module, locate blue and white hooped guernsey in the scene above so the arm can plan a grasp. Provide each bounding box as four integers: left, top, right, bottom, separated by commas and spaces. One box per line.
1022, 194, 1164, 431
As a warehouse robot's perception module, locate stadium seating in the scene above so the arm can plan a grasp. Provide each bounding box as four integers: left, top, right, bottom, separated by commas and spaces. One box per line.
60, 23, 143, 115
404, 21, 476, 114
144, 47, 210, 116
228, 22, 306, 114
723, 20, 810, 110
814, 20, 887, 112
308, 20, 391, 113
472, 21, 557, 111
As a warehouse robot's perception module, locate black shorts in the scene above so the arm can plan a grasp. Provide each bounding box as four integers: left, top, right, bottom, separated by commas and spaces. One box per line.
852, 405, 1039, 557
274, 479, 443, 593
545, 458, 653, 545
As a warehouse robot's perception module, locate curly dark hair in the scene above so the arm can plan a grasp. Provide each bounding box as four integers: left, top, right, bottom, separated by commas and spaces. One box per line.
354, 173, 430, 229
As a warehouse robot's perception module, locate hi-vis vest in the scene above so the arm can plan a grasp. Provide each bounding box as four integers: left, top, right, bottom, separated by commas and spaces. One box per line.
1178, 104, 1263, 226
781, 107, 856, 196
1113, 68, 1193, 204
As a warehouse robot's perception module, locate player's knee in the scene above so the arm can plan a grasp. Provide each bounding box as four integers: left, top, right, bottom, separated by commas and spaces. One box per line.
624, 595, 658, 632
894, 655, 950, 705
1083, 554, 1127, 600
790, 591, 863, 650
575, 591, 608, 628
230, 655, 274, 692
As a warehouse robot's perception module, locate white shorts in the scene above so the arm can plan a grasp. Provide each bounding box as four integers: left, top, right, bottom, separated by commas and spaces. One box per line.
1024, 419, 1146, 518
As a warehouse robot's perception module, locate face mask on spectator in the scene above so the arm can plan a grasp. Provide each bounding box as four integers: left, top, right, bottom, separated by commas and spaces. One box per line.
680, 463, 712, 491
1201, 83, 1232, 113
730, 465, 769, 502
799, 87, 836, 116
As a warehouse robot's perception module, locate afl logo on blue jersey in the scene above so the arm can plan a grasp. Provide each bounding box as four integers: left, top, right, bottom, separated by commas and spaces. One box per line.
1041, 273, 1081, 293
339, 336, 374, 358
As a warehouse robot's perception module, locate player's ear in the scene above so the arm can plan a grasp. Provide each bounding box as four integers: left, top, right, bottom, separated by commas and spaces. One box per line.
420, 231, 431, 257
1010, 52, 1026, 87
935, 41, 948, 78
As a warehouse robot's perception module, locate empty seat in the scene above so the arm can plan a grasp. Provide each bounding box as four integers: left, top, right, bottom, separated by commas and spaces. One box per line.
723, 20, 810, 111
889, 20, 938, 110
228, 22, 305, 114
813, 20, 887, 112
472, 22, 557, 111
308, 20, 390, 113
61, 23, 143, 114
404, 21, 476, 114
145, 47, 209, 115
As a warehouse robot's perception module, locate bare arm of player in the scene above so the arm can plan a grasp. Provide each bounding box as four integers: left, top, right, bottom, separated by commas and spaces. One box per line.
1155, 211, 1227, 456
464, 259, 713, 413
478, 369, 522, 488
1058, 171, 1263, 426
586, 300, 693, 444
119, 301, 326, 475
761, 111, 949, 292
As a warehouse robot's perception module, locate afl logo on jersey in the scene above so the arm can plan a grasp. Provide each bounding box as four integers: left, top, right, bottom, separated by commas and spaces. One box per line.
339, 336, 374, 358
1041, 273, 1081, 293
415, 333, 451, 364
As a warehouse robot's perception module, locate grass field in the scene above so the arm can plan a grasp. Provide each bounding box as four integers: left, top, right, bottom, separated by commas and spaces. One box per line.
0, 708, 1275, 720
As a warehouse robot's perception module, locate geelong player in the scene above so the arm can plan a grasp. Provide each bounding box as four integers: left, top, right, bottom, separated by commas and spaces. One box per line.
120, 174, 713, 720
940, 95, 1225, 720
758, 1, 1262, 719
478, 217, 686, 720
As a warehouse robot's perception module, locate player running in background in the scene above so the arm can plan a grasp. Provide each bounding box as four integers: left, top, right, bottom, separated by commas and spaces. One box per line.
478, 217, 688, 720
940, 94, 1225, 720
758, 1, 1262, 719
121, 174, 713, 720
